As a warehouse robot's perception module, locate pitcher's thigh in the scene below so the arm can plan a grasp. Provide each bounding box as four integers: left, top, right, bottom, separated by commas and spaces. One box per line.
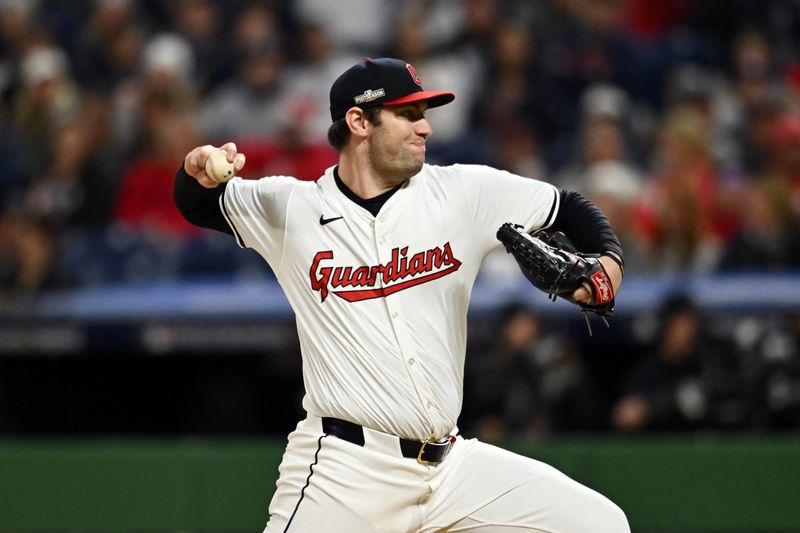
265, 486, 375, 533
264, 431, 426, 533
427, 440, 629, 533
447, 473, 629, 532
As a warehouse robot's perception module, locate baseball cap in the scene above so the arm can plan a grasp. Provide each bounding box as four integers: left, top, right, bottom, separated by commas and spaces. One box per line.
329, 57, 455, 122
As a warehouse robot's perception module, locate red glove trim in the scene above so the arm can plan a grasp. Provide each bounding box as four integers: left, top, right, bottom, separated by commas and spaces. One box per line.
589, 269, 614, 304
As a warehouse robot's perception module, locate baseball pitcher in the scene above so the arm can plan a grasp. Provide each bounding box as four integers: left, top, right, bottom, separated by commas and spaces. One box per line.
174, 58, 629, 532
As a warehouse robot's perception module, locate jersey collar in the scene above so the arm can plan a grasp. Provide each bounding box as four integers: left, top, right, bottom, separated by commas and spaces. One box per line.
333, 166, 404, 217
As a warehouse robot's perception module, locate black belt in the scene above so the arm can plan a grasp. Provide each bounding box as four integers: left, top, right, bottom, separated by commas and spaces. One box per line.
321, 417, 455, 465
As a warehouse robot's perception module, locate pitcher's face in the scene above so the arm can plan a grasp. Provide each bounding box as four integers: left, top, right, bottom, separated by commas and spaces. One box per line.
366, 102, 432, 184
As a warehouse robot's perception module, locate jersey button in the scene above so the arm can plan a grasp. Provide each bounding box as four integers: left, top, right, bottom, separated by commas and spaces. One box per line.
408, 357, 415, 365
426, 401, 434, 410
391, 311, 398, 318
379, 237, 385, 244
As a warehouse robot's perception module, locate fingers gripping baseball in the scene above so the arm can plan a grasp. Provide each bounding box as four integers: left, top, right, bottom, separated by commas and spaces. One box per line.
184, 142, 246, 188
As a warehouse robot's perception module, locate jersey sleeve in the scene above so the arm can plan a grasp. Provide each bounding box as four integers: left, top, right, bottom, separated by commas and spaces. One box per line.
454, 164, 560, 256
220, 175, 297, 269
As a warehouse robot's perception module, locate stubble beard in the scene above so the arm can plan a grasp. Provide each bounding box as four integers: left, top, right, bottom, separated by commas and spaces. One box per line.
367, 130, 425, 185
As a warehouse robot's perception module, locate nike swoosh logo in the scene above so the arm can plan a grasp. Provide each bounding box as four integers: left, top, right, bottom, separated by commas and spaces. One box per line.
319, 215, 344, 226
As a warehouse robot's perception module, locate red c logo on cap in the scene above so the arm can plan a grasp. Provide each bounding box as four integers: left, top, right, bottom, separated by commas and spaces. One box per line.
406, 63, 422, 86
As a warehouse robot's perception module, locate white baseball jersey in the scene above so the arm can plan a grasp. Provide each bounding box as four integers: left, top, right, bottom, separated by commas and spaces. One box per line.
220, 163, 559, 441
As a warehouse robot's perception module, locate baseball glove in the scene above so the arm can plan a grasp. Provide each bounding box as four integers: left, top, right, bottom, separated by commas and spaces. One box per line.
496, 223, 615, 334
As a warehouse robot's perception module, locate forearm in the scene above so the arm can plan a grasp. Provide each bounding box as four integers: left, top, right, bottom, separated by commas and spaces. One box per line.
173, 166, 232, 235
551, 189, 624, 293
598, 255, 623, 295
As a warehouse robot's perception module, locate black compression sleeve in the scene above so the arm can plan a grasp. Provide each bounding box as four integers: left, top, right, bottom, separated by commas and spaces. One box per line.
550, 189, 624, 261
173, 166, 232, 235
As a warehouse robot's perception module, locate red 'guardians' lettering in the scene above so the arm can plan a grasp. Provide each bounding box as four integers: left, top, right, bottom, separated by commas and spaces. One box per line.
309, 243, 462, 302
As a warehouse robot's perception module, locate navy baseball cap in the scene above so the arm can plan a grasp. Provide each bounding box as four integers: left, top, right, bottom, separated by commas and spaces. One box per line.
329, 57, 455, 122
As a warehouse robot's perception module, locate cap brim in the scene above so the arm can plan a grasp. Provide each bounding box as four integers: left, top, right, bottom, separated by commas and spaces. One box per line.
383, 91, 455, 109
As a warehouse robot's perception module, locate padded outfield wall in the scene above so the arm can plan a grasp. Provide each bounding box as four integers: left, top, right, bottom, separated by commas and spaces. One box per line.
1, 435, 799, 533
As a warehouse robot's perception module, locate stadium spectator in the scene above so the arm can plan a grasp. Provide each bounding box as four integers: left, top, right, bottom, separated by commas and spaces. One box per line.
0, 211, 66, 306
114, 108, 202, 236
757, 313, 800, 430
554, 83, 642, 191
162, 0, 228, 97
719, 178, 800, 271
471, 21, 555, 168
197, 37, 288, 143
72, 0, 144, 93
112, 32, 197, 157
196, 4, 287, 142
765, 112, 800, 212
612, 294, 754, 432
634, 109, 740, 272
282, 23, 360, 144
293, 0, 393, 53
466, 303, 602, 441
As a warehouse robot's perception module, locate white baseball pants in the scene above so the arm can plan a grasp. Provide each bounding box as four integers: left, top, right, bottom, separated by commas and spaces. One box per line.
264, 415, 630, 532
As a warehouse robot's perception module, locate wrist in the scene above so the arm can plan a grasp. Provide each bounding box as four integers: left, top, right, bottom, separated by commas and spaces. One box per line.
601, 251, 625, 277
598, 255, 623, 295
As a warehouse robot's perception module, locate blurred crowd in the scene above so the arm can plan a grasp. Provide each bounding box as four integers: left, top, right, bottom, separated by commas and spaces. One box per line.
1, 0, 800, 302
1, 1, 800, 434
462, 296, 800, 438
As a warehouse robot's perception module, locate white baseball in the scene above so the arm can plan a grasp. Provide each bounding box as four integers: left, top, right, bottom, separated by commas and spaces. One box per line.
204, 149, 236, 183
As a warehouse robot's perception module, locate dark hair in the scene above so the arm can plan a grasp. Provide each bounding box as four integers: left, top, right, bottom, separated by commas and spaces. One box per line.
327, 106, 383, 151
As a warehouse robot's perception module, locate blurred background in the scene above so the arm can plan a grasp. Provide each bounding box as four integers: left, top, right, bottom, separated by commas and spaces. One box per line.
1, 0, 800, 532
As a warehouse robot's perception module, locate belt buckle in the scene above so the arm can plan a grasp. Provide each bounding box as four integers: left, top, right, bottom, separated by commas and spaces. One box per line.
416, 434, 449, 466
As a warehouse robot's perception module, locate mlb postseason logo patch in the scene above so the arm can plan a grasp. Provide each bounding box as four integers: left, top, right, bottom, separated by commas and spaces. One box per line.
354, 88, 385, 104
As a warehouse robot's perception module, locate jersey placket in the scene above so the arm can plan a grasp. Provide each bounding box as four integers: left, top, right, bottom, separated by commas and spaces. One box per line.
373, 213, 443, 437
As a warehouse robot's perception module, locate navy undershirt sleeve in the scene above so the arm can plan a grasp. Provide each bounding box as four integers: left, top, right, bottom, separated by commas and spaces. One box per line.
173, 166, 232, 235
550, 189, 623, 261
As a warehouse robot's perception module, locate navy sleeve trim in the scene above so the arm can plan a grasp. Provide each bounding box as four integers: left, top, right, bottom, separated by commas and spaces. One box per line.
543, 185, 559, 229
219, 187, 246, 248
